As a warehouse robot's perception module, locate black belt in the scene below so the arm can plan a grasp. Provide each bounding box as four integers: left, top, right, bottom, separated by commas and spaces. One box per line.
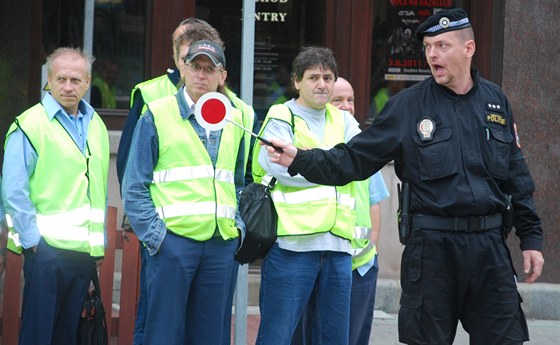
411, 213, 502, 232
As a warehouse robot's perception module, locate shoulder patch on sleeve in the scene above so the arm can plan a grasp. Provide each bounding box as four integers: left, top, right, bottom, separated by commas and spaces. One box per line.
514, 123, 521, 148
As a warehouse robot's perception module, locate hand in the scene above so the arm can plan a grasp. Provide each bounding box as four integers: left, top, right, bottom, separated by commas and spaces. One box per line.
522, 250, 544, 284
95, 259, 104, 268
262, 138, 297, 167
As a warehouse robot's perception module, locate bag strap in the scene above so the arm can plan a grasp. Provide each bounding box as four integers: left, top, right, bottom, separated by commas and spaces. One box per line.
277, 104, 296, 134
267, 177, 277, 191
91, 266, 102, 297
286, 105, 295, 134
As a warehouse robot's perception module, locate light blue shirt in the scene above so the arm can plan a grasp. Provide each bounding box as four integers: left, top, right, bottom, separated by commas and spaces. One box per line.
1, 93, 95, 249
122, 88, 246, 255
0, 177, 5, 224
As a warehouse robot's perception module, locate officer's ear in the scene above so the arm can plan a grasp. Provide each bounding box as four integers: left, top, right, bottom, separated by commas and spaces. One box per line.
465, 39, 475, 58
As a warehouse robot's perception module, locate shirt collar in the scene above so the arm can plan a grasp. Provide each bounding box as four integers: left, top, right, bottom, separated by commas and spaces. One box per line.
182, 87, 196, 119
42, 92, 94, 120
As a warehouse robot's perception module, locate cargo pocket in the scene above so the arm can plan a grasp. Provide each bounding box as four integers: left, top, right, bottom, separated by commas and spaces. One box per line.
483, 127, 513, 180
413, 127, 458, 181
398, 293, 425, 344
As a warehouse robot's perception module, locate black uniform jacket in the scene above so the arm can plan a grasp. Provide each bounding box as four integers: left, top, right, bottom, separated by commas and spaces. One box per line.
290, 68, 543, 251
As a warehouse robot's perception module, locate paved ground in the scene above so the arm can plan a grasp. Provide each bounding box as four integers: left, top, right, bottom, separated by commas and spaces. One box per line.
368, 311, 560, 345
234, 309, 560, 345
107, 309, 559, 344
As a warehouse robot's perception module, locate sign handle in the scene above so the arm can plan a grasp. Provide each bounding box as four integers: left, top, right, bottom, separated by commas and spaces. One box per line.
226, 119, 283, 152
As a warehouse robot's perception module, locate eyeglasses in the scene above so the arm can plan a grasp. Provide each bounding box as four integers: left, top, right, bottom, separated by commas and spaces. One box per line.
185, 62, 222, 75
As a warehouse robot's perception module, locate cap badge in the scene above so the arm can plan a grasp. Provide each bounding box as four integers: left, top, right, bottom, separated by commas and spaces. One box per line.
198, 43, 217, 53
417, 117, 436, 141
439, 17, 450, 28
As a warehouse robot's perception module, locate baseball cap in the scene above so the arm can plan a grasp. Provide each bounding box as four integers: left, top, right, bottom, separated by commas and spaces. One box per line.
185, 40, 226, 68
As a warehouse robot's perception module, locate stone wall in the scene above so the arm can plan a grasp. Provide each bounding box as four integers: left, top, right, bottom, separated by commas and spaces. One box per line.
502, 0, 560, 284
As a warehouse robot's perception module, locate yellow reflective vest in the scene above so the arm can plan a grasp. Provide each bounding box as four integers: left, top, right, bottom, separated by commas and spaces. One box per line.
350, 179, 377, 270
227, 89, 256, 176
252, 104, 356, 240
147, 95, 244, 241
92, 75, 116, 108
130, 73, 180, 113
5, 104, 109, 256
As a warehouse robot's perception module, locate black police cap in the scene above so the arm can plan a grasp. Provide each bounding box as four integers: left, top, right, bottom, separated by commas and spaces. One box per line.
415, 8, 471, 41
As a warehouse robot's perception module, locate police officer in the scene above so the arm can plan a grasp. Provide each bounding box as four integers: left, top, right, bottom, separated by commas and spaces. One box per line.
264, 9, 544, 345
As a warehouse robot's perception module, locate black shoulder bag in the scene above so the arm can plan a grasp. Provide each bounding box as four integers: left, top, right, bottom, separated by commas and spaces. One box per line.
235, 105, 295, 264
235, 177, 278, 264
78, 267, 108, 345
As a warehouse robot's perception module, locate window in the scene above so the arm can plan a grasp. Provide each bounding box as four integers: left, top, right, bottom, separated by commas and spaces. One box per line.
42, 0, 146, 112
197, 0, 324, 120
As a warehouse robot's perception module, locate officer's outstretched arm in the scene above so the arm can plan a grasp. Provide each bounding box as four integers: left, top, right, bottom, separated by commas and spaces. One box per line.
263, 138, 297, 168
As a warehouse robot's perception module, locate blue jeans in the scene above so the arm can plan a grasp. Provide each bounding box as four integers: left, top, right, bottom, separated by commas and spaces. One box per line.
291, 255, 379, 345
256, 244, 352, 345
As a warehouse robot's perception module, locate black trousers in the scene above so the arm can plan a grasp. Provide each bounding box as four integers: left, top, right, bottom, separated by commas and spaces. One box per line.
398, 228, 529, 345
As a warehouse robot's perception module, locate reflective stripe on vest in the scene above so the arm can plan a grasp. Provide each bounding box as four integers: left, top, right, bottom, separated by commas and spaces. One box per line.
36, 205, 104, 245
155, 202, 236, 220
272, 186, 355, 209
152, 165, 234, 185
4, 104, 109, 256
6, 215, 22, 254
252, 104, 355, 240
351, 177, 376, 270
148, 95, 243, 241
350, 226, 373, 257
351, 240, 377, 270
